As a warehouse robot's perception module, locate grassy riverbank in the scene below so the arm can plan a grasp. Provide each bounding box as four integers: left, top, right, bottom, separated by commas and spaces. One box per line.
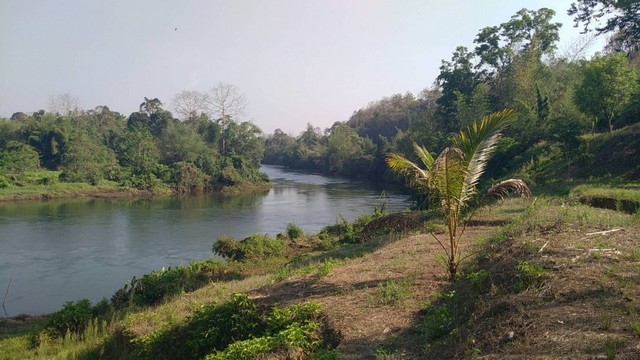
0, 173, 271, 202
2, 183, 640, 358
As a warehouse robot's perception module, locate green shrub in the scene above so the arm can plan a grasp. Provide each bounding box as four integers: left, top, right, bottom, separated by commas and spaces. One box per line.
515, 261, 549, 291
132, 293, 336, 360
0, 141, 41, 174
45, 299, 93, 338
187, 293, 264, 357
0, 173, 11, 188
373, 279, 410, 306
212, 234, 288, 261
286, 222, 304, 239
419, 291, 457, 340
203, 301, 326, 360
212, 235, 241, 259
111, 259, 240, 308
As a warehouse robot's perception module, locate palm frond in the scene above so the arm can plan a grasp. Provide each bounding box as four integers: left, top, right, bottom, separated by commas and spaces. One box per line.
485, 179, 532, 201
433, 147, 465, 214
386, 143, 436, 188
413, 143, 435, 170
454, 109, 518, 208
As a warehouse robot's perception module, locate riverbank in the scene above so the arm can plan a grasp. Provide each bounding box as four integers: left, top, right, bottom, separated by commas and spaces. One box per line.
3, 193, 640, 359
0, 180, 271, 203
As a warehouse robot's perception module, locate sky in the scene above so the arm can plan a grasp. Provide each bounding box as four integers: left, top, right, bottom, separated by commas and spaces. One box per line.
0, 0, 604, 135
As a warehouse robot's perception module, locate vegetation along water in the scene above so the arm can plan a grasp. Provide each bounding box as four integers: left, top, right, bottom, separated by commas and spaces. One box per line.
0, 165, 407, 317
1, 2, 640, 358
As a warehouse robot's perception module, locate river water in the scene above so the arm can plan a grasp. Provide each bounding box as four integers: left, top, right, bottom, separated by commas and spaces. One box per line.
0, 165, 408, 316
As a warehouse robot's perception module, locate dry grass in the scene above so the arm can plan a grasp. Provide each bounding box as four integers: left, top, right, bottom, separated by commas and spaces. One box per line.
249, 221, 507, 358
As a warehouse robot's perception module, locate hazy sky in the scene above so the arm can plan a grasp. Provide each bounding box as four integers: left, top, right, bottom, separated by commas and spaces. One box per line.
0, 0, 603, 134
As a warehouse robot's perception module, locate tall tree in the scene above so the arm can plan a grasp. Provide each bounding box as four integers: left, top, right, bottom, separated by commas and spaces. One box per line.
474, 8, 561, 72
568, 0, 640, 50
48, 93, 81, 116
208, 82, 248, 155
208, 82, 248, 120
574, 52, 639, 132
436, 46, 479, 134
172, 90, 210, 121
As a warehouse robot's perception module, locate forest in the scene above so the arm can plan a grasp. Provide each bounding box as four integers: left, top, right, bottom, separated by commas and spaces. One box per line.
263, 7, 640, 189
2, 7, 639, 201
0, 84, 267, 196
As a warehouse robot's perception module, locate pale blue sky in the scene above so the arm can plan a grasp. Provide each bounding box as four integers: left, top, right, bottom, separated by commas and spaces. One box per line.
0, 0, 603, 134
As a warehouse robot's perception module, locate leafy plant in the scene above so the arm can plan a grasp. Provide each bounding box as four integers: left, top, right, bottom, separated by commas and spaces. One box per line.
373, 279, 410, 306
286, 222, 305, 240
212, 234, 288, 261
387, 109, 531, 280
515, 261, 549, 291
44, 299, 93, 338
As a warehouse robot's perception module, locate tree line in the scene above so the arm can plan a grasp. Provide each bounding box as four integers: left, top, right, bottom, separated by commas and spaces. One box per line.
0, 83, 266, 193
263, 5, 640, 188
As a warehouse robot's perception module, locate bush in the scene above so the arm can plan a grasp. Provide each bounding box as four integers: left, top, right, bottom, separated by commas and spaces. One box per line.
0, 141, 40, 174
286, 222, 304, 239
111, 259, 240, 308
45, 299, 93, 338
212, 234, 288, 261
132, 293, 337, 360
0, 174, 11, 188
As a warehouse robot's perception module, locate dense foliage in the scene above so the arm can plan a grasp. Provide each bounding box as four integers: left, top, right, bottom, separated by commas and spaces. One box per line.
132, 294, 338, 360
263, 7, 640, 194
0, 98, 267, 193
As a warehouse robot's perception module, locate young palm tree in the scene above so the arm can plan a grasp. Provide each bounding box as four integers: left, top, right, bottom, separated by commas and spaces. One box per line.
387, 109, 531, 280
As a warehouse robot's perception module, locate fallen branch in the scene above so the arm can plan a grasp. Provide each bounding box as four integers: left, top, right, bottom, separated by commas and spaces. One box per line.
586, 228, 622, 236
538, 241, 550, 253
3, 273, 13, 318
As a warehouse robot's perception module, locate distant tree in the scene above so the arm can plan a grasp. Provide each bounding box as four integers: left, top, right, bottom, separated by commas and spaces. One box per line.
325, 123, 371, 176
0, 141, 41, 174
172, 90, 210, 121
208, 82, 248, 120
79, 106, 126, 136
159, 122, 209, 164
263, 129, 296, 164
139, 97, 163, 115
575, 52, 639, 132
108, 124, 160, 177
128, 97, 175, 137
61, 131, 120, 184
21, 113, 74, 169
224, 121, 264, 168
10, 112, 29, 122
473, 8, 561, 110
347, 93, 417, 139
474, 8, 561, 72
568, 0, 640, 50
48, 93, 81, 116
208, 83, 248, 155
436, 46, 479, 134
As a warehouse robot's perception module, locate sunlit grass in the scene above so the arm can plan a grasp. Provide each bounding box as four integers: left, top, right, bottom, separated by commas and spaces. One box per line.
571, 183, 640, 202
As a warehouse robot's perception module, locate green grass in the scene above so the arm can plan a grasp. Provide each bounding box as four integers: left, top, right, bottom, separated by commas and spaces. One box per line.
571, 182, 640, 202
372, 279, 411, 306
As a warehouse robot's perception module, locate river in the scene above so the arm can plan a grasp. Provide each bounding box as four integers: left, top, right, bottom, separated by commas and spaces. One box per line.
0, 165, 408, 316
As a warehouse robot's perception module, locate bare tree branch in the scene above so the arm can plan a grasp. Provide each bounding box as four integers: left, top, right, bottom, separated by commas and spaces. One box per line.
171, 90, 210, 121
48, 93, 81, 115
208, 82, 248, 120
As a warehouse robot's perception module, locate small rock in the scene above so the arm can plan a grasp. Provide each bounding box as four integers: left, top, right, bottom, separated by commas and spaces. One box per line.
557, 320, 564, 324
